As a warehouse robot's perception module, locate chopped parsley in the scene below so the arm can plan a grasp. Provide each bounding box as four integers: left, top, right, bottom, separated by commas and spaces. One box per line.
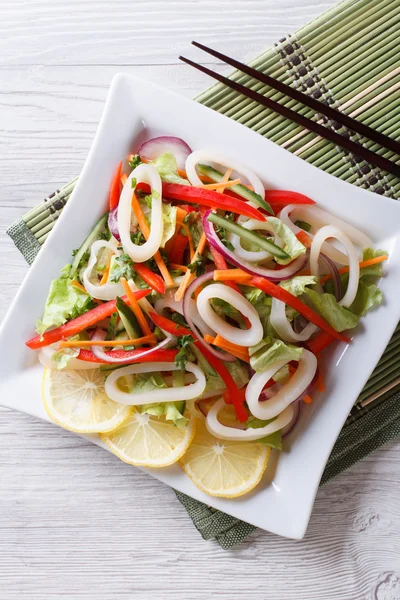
109, 253, 135, 283
128, 155, 142, 169
175, 334, 195, 370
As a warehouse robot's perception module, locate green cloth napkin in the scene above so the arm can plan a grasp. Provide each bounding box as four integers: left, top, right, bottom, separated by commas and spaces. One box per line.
7, 0, 400, 548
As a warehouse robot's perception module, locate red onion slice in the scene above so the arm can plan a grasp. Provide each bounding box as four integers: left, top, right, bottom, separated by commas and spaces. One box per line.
182, 271, 236, 362
319, 252, 342, 301
108, 206, 120, 242
139, 136, 192, 169
90, 328, 174, 364
202, 210, 307, 281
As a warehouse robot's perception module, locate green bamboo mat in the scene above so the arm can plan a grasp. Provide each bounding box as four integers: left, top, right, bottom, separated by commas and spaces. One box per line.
7, 0, 400, 549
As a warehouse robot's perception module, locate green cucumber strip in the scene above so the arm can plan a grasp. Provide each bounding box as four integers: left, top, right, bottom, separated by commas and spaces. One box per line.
197, 164, 273, 215
70, 213, 109, 278
207, 212, 290, 260
116, 297, 142, 339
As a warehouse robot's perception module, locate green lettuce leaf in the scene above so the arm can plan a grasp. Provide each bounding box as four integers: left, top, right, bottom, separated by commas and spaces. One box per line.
198, 359, 249, 396
359, 248, 388, 279
245, 417, 283, 450
140, 401, 188, 429
152, 152, 188, 185
249, 337, 303, 373
304, 288, 359, 331
51, 347, 80, 370
160, 203, 177, 247
349, 281, 383, 317
242, 287, 276, 336
128, 372, 187, 428
280, 275, 317, 296
267, 217, 307, 265
36, 265, 93, 335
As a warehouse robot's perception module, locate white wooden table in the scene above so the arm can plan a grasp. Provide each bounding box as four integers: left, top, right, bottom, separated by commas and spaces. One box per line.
1, 2, 400, 598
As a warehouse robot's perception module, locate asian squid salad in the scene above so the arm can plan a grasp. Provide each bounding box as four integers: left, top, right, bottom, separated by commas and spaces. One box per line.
26, 136, 388, 499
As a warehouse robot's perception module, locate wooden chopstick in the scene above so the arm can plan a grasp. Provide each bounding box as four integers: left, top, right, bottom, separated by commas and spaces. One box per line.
191, 41, 400, 156
179, 58, 400, 178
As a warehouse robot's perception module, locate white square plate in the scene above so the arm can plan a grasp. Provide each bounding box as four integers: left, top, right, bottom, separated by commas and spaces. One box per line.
1, 74, 400, 539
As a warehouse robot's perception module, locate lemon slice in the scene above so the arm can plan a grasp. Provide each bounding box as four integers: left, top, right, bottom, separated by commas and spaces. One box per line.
42, 367, 131, 433
180, 420, 269, 498
101, 410, 196, 468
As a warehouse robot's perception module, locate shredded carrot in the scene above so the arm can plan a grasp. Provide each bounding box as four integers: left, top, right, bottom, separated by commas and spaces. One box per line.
176, 207, 187, 222
296, 229, 312, 248
204, 334, 250, 363
131, 192, 174, 287
177, 221, 195, 259
203, 178, 241, 191
120, 173, 128, 186
99, 255, 112, 286
319, 254, 388, 284
174, 233, 207, 302
177, 169, 213, 183
59, 334, 156, 348
216, 168, 233, 195
120, 277, 153, 338
213, 269, 252, 284
170, 263, 188, 272
303, 395, 313, 404
71, 280, 88, 293
71, 280, 102, 304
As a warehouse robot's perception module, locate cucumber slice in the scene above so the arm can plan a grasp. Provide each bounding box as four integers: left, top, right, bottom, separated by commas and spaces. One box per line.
116, 297, 142, 339
197, 164, 273, 215
207, 212, 290, 260
70, 213, 108, 278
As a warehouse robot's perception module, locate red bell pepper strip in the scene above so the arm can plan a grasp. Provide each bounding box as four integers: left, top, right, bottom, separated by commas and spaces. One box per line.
250, 277, 350, 343
77, 348, 178, 364
162, 183, 266, 222
109, 162, 123, 211
264, 190, 316, 205
26, 289, 151, 350
147, 312, 248, 422
167, 232, 188, 265
148, 312, 191, 337
136, 181, 151, 195
306, 331, 336, 355
133, 263, 165, 294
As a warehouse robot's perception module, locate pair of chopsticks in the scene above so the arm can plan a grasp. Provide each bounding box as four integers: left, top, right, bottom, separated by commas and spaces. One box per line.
180, 42, 400, 178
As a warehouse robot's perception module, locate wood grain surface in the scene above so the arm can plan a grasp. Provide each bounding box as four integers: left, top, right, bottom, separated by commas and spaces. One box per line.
1, 1, 400, 599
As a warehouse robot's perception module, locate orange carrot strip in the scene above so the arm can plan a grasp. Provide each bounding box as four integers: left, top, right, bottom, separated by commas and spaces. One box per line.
296, 229, 312, 248
131, 192, 174, 287
120, 277, 153, 337
170, 263, 188, 272
303, 395, 313, 404
177, 221, 195, 260
99, 255, 112, 286
213, 269, 252, 283
71, 280, 102, 304
319, 255, 388, 284
203, 178, 241, 191
214, 335, 250, 362
204, 334, 250, 363
174, 233, 207, 302
59, 334, 156, 348
71, 280, 88, 293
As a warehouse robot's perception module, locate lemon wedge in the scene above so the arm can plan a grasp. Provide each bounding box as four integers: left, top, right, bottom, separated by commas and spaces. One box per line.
42, 367, 131, 433
180, 420, 269, 498
101, 410, 196, 468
